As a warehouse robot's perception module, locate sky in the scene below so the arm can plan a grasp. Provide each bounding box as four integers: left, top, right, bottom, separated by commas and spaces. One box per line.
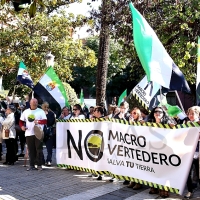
66, 0, 101, 39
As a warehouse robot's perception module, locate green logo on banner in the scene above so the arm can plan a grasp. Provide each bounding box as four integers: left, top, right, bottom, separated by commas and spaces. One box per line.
84, 130, 104, 162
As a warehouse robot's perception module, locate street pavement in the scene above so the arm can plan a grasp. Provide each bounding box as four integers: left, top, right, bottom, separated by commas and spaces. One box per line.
1, 145, 200, 200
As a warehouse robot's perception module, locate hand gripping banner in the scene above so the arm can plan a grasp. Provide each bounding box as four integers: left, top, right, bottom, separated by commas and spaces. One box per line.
56, 118, 200, 195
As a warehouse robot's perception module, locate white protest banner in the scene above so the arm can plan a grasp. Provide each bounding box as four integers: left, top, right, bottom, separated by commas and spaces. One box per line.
131, 76, 168, 111
56, 119, 199, 195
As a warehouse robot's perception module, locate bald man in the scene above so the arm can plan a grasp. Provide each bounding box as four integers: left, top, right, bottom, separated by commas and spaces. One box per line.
20, 98, 47, 171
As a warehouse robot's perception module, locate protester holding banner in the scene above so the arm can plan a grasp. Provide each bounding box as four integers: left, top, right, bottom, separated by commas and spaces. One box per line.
42, 102, 56, 167
2, 105, 16, 165
127, 107, 143, 190
69, 104, 85, 119
91, 106, 107, 180
113, 101, 129, 185
147, 106, 173, 198
184, 106, 200, 199
19, 98, 47, 171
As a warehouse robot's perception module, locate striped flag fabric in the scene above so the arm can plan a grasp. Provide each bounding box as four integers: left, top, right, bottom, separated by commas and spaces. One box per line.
118, 89, 127, 107
131, 76, 168, 111
196, 37, 200, 105
129, 2, 191, 93
33, 66, 69, 116
164, 104, 182, 117
0, 76, 3, 90
17, 61, 34, 88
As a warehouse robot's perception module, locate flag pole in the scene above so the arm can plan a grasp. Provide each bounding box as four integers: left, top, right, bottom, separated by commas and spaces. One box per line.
196, 36, 200, 179
159, 86, 163, 106
32, 91, 34, 99
174, 90, 185, 113
196, 37, 200, 105
12, 85, 17, 104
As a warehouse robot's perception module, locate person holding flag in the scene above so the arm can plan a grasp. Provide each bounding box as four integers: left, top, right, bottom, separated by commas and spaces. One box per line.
147, 106, 175, 198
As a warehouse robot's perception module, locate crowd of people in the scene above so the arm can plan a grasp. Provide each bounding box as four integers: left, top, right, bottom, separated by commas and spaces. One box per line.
0, 97, 199, 199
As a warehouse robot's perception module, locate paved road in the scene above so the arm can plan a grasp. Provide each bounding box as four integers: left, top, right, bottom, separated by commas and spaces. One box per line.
1, 147, 200, 200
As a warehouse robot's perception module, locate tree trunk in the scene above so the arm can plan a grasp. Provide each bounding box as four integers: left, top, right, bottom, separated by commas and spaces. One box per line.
96, 0, 110, 106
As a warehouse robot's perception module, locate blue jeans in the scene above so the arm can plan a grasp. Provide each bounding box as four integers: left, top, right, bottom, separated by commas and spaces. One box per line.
45, 137, 54, 162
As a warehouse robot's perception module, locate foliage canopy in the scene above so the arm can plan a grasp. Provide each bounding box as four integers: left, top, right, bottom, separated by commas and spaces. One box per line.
0, 5, 97, 97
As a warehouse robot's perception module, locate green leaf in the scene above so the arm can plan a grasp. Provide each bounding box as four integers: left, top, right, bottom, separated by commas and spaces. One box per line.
51, 0, 57, 5
29, 1, 37, 18
1, 0, 6, 6
38, 0, 45, 7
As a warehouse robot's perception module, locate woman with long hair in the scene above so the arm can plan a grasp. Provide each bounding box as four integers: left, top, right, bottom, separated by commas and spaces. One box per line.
127, 107, 143, 190
129, 107, 143, 123
148, 106, 174, 198
70, 104, 85, 119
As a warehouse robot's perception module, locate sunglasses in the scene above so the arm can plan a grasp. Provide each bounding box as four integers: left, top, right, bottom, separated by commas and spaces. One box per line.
73, 108, 78, 111
131, 112, 137, 115
154, 110, 163, 114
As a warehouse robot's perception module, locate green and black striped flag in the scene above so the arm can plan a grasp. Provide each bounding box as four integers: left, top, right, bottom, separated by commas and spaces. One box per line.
129, 2, 190, 93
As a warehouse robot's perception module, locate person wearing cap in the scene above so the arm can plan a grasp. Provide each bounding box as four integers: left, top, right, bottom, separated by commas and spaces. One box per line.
2, 105, 16, 165
19, 98, 47, 171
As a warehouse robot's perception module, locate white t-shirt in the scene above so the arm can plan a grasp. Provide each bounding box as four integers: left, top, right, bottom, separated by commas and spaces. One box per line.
63, 114, 71, 120
20, 108, 47, 137
70, 114, 85, 119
